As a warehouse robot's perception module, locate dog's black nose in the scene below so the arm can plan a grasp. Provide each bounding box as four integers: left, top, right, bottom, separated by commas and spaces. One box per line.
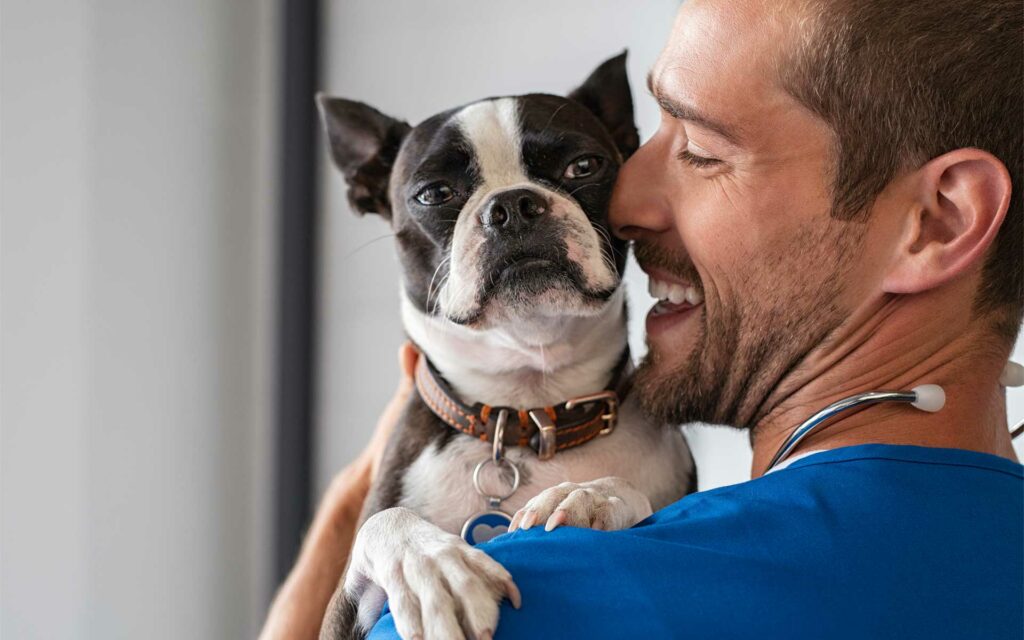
480, 188, 548, 230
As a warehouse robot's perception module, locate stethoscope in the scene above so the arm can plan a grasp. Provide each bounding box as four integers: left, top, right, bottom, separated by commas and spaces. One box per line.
766, 361, 1024, 472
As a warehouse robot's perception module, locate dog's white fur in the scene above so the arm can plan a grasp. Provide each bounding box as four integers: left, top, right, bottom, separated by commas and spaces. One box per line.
402, 288, 627, 409
341, 99, 693, 639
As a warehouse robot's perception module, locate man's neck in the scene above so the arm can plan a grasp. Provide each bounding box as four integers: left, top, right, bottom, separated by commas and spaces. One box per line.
751, 287, 1017, 477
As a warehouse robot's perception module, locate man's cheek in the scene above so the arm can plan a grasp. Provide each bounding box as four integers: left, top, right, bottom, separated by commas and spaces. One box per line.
679, 196, 766, 263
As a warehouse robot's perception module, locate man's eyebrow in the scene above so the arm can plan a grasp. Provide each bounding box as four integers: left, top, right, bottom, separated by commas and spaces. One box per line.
646, 70, 741, 144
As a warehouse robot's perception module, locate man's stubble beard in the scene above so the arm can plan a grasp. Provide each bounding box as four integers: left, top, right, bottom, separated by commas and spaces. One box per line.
633, 217, 863, 430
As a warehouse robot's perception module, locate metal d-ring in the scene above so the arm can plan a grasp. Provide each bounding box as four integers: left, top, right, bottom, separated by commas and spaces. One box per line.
472, 456, 521, 504
473, 409, 521, 508
492, 408, 508, 463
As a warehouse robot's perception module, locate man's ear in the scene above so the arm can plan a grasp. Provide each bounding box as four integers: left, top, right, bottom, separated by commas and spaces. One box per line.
882, 148, 1012, 295
568, 51, 640, 160
316, 94, 412, 218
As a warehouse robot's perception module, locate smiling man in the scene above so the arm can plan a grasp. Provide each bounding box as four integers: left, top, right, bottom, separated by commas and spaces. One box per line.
360, 0, 1023, 637
625, 0, 1023, 471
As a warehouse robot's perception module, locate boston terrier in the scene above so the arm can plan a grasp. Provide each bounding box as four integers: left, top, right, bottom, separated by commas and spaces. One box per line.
316, 53, 696, 640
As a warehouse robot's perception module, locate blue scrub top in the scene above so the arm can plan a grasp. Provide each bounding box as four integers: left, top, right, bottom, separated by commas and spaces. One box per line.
369, 444, 1024, 639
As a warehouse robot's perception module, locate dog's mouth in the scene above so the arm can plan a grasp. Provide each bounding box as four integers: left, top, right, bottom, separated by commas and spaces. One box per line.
447, 250, 616, 323
444, 219, 623, 326
485, 250, 579, 295
494, 254, 564, 283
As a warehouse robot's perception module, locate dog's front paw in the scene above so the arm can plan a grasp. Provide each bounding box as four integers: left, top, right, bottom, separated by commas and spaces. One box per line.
509, 476, 653, 533
345, 507, 521, 640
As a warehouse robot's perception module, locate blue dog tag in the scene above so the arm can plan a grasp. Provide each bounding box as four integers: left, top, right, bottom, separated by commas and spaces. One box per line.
461, 510, 512, 545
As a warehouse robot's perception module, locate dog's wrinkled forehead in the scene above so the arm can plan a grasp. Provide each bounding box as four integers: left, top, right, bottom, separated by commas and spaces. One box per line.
390, 94, 619, 232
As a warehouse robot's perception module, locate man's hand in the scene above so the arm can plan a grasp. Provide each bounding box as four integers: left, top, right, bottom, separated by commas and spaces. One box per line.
363, 342, 420, 480
259, 343, 420, 640
508, 477, 653, 533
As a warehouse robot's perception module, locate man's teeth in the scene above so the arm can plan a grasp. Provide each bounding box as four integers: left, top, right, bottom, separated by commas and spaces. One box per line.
647, 277, 704, 305
667, 286, 688, 305
647, 278, 668, 300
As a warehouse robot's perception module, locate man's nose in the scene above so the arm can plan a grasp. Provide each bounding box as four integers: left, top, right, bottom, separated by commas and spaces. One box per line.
609, 135, 675, 241
479, 188, 548, 232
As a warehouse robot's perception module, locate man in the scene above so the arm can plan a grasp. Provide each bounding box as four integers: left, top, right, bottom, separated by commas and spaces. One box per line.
263, 0, 1023, 637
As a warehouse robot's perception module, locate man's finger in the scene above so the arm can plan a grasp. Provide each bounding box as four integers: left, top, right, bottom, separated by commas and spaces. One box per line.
398, 341, 420, 380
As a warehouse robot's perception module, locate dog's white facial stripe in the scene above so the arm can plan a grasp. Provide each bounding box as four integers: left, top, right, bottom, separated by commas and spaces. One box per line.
456, 98, 528, 189
443, 99, 530, 320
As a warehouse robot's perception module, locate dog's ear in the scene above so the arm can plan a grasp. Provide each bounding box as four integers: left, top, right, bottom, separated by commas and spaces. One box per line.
568, 51, 640, 160
316, 94, 412, 218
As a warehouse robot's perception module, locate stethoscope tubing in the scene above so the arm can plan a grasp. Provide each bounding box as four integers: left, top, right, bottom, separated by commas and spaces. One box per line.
766, 362, 1023, 473
766, 390, 919, 472
768, 391, 1024, 472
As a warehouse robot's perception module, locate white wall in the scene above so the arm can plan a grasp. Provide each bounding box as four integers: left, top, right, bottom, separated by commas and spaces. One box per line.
1, 1, 277, 637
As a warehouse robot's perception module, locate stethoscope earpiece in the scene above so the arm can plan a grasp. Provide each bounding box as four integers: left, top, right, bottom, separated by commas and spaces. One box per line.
1000, 361, 1024, 439
1000, 361, 1024, 388
909, 384, 945, 413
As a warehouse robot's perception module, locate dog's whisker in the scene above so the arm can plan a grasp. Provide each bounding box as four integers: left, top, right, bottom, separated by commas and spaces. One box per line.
429, 273, 451, 316
426, 256, 452, 313
586, 223, 621, 277
428, 267, 449, 312
538, 103, 568, 139
342, 233, 396, 261
539, 343, 548, 386
567, 182, 601, 198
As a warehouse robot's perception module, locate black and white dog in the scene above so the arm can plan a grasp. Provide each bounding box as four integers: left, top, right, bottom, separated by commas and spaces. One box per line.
317, 54, 696, 640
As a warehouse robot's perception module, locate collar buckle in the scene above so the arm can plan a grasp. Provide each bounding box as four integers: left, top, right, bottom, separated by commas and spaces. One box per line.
565, 391, 619, 436
527, 409, 557, 461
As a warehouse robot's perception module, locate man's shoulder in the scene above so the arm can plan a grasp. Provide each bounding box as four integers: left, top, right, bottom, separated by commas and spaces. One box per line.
488, 445, 1023, 638
370, 445, 1023, 639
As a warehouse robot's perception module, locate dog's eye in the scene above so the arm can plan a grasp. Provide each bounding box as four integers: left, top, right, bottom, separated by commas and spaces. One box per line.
415, 183, 455, 206
563, 155, 603, 180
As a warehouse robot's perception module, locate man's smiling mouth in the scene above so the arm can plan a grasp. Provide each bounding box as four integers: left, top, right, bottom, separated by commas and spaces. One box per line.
642, 269, 705, 335
647, 274, 704, 315
631, 241, 706, 335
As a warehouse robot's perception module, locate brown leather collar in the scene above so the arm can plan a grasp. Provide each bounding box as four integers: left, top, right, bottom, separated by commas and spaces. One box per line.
414, 349, 632, 460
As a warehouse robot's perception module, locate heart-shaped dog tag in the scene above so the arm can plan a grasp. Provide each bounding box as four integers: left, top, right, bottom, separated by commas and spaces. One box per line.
461, 510, 512, 545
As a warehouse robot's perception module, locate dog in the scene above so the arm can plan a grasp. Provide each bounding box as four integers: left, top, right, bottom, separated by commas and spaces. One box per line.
316, 53, 696, 640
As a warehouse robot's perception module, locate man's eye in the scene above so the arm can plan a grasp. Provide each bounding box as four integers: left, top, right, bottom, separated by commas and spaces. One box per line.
677, 149, 722, 169
415, 183, 455, 206
563, 155, 604, 179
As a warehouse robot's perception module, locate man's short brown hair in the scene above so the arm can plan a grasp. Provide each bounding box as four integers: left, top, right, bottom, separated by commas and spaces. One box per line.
780, 0, 1023, 341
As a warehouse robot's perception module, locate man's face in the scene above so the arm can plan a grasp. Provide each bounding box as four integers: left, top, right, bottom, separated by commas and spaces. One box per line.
611, 0, 872, 427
